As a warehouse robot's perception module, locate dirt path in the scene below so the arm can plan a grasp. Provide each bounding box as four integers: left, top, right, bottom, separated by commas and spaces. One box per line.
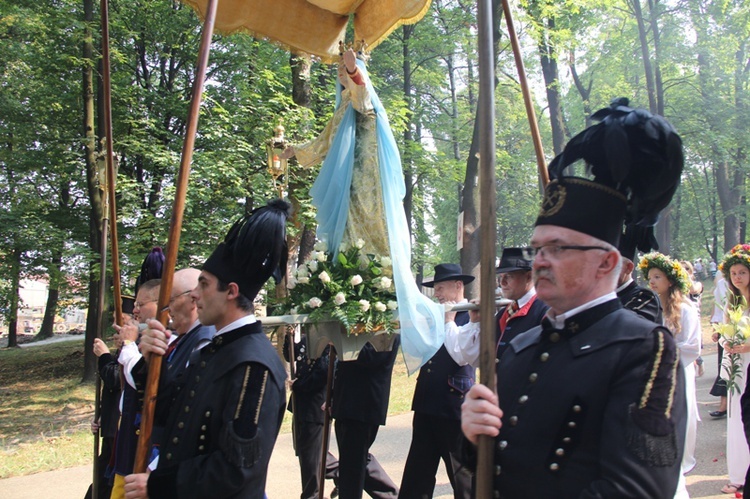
0, 341, 737, 498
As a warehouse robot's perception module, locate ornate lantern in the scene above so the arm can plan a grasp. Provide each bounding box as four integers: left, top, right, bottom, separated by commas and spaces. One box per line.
266, 123, 288, 196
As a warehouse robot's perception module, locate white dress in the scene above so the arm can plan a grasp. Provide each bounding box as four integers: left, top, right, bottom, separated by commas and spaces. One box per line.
676, 301, 702, 473
726, 348, 750, 485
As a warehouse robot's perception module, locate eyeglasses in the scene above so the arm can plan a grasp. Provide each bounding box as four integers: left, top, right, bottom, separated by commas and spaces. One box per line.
134, 299, 158, 309
169, 290, 192, 305
161, 290, 192, 312
522, 244, 610, 261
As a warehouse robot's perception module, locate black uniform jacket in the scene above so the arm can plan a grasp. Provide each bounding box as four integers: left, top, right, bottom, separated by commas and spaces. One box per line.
332, 334, 401, 426
148, 321, 286, 499
97, 352, 122, 438
495, 296, 548, 362
488, 299, 687, 498
411, 311, 474, 420
617, 280, 663, 324
285, 334, 331, 425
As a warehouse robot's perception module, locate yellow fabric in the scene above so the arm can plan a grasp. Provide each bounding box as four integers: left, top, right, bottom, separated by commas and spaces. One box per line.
109, 474, 125, 499
179, 0, 432, 62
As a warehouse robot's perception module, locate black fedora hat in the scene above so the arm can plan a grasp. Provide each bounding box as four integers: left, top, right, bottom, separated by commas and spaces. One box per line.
496, 247, 532, 274
423, 263, 475, 288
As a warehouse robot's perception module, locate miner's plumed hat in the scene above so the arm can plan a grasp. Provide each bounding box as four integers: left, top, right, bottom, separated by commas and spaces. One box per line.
202, 199, 290, 301
134, 247, 165, 296
537, 97, 683, 250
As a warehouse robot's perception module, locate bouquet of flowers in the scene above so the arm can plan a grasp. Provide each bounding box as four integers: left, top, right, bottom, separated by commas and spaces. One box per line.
278, 240, 398, 335
714, 297, 750, 399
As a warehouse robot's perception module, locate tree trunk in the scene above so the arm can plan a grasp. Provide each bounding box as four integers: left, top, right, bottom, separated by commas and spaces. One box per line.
402, 24, 415, 241
630, 0, 658, 113
537, 18, 567, 155
36, 249, 63, 340
82, 0, 102, 383
7, 246, 22, 348
460, 0, 502, 299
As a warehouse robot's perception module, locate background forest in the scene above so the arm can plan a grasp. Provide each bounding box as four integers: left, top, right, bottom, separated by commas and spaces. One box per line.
1, 0, 748, 376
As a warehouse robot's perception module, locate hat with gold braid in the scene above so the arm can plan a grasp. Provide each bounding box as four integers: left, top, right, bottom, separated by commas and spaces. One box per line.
536, 98, 683, 255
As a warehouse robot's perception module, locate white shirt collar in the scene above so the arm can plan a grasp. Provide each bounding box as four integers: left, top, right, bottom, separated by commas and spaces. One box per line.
547, 292, 618, 329
214, 314, 256, 337
517, 288, 536, 308
615, 278, 634, 294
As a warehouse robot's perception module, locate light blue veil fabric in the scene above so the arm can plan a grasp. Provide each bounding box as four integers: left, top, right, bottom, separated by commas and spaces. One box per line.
309, 60, 444, 373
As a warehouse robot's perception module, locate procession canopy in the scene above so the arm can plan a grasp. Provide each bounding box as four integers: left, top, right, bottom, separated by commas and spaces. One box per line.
179, 0, 432, 62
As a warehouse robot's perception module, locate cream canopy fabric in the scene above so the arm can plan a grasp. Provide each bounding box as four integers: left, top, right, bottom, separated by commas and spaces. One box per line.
180, 0, 432, 62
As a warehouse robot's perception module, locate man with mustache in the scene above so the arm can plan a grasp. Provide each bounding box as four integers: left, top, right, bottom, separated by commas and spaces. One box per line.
460, 99, 687, 497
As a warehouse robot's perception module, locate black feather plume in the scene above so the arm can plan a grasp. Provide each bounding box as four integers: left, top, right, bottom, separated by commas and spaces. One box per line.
134, 246, 165, 295
548, 98, 684, 256
222, 199, 291, 299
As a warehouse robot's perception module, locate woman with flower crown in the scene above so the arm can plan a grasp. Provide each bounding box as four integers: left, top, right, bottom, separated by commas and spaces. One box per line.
716, 244, 750, 495
282, 43, 444, 374
639, 252, 701, 496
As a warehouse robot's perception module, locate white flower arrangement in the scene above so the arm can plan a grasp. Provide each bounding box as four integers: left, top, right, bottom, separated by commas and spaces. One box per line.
277, 241, 398, 335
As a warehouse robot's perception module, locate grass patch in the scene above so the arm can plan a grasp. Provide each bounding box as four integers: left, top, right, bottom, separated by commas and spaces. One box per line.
0, 339, 95, 478
0, 338, 420, 478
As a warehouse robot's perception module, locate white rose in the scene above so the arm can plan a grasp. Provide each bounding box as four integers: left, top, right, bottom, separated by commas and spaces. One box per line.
296, 265, 308, 278
374, 301, 387, 312
380, 256, 392, 267
359, 299, 371, 312
314, 240, 328, 252
355, 238, 365, 249
297, 276, 310, 284
308, 260, 319, 272
308, 297, 323, 308
351, 275, 363, 286
387, 300, 398, 310
379, 277, 392, 290
334, 292, 347, 306
316, 251, 327, 262
287, 276, 297, 289
319, 271, 331, 284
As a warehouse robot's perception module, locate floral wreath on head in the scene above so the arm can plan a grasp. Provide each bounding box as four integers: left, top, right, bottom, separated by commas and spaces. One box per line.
638, 252, 690, 294
719, 244, 750, 281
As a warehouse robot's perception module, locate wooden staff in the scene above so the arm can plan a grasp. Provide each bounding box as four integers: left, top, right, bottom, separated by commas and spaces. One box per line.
92, 178, 109, 499
93, 1, 122, 496
318, 344, 336, 499
133, 0, 219, 473
476, 0, 498, 497
100, 0, 123, 327
502, 0, 549, 191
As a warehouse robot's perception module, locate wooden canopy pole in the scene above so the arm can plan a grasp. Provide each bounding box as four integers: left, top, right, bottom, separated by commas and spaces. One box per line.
502, 0, 549, 190
133, 0, 220, 473
92, 183, 109, 499
100, 0, 123, 327
475, 0, 498, 497
93, 1, 122, 496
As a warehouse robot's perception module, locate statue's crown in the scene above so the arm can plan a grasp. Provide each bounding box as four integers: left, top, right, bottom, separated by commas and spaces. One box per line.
338, 39, 369, 63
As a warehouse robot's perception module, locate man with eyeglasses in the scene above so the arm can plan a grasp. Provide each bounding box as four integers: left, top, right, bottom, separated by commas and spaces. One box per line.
110, 278, 161, 499
461, 101, 687, 497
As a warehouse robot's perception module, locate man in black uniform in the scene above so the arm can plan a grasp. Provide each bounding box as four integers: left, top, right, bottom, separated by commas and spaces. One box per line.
332, 336, 401, 499
284, 333, 338, 499
400, 264, 474, 499
615, 245, 663, 324
493, 248, 548, 360
124, 200, 290, 499
461, 100, 686, 498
